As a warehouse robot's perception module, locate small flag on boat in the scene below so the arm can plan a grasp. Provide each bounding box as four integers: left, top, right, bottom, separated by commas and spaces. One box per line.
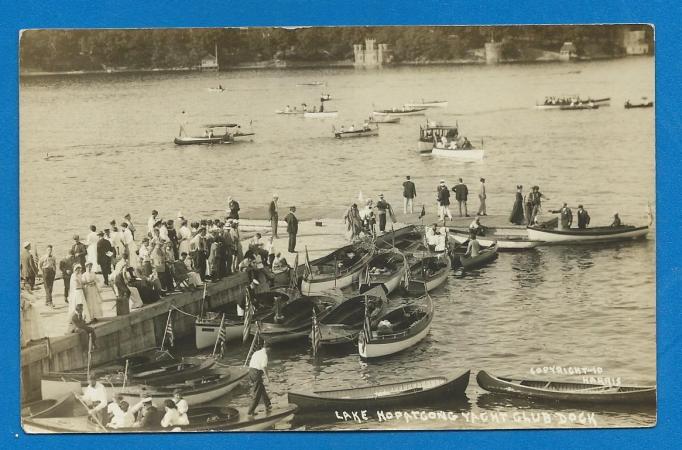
363, 297, 372, 344
242, 289, 254, 343
419, 205, 426, 219
213, 313, 227, 358
165, 315, 175, 348
304, 246, 312, 278
311, 307, 322, 357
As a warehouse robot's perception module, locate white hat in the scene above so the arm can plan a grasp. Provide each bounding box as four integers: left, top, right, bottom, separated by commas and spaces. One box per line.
251, 279, 260, 285
440, 179, 445, 184
22, 241, 30, 248
273, 193, 278, 198
142, 397, 153, 403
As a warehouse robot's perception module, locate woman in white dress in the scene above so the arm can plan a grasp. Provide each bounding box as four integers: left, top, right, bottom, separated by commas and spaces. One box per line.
21, 289, 45, 346
121, 222, 139, 269
82, 262, 104, 320
68, 264, 91, 323
85, 225, 100, 271
178, 220, 192, 256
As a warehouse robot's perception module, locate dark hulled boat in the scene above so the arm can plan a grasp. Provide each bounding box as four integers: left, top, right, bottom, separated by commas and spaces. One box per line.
253, 295, 339, 344
315, 290, 386, 345
288, 370, 470, 412
476, 370, 656, 405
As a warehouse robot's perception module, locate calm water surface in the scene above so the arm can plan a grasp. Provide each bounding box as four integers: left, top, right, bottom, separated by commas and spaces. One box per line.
20, 57, 655, 429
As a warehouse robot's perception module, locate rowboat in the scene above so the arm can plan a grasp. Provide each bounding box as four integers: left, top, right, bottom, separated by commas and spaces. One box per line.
22, 404, 298, 433
625, 101, 653, 109
333, 126, 379, 139
207, 87, 226, 92
304, 111, 338, 119
174, 123, 250, 145
404, 100, 448, 109
301, 243, 374, 294
358, 295, 434, 359
288, 370, 469, 412
559, 104, 599, 110
368, 115, 400, 124
535, 97, 610, 110
425, 145, 485, 160
476, 370, 656, 405
375, 224, 421, 251
22, 394, 86, 419
195, 287, 297, 350
448, 227, 540, 250
275, 109, 305, 115
253, 295, 340, 344
41, 358, 215, 399
373, 107, 426, 117
363, 250, 408, 295
297, 81, 325, 86
315, 290, 387, 345
526, 224, 649, 244
118, 367, 248, 406
451, 242, 498, 270
405, 254, 450, 294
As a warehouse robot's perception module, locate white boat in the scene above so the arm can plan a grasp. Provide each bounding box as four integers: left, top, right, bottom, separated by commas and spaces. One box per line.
369, 115, 400, 124
449, 227, 541, 250
304, 111, 338, 119
358, 296, 434, 359
333, 125, 379, 139
404, 100, 448, 109
405, 254, 451, 294
364, 251, 407, 295
423, 144, 484, 161
526, 225, 649, 244
373, 108, 426, 117
207, 87, 226, 93
275, 109, 305, 115
195, 318, 245, 351
301, 243, 374, 295
535, 97, 610, 110
297, 81, 325, 86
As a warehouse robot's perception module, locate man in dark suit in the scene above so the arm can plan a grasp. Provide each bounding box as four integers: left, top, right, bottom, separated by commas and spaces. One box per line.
96, 231, 114, 285
284, 206, 299, 253
577, 205, 591, 229
402, 176, 417, 214
269, 194, 279, 239
71, 234, 87, 270
452, 178, 469, 217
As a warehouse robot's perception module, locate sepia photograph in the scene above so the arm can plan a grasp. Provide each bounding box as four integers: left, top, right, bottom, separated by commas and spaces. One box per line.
18, 24, 655, 433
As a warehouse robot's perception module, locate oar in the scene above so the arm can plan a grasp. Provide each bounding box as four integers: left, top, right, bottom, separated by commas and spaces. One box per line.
73, 392, 108, 432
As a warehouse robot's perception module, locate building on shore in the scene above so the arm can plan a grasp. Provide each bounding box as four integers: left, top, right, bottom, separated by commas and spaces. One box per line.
623, 29, 650, 55
200, 42, 219, 71
353, 39, 391, 68
559, 42, 578, 61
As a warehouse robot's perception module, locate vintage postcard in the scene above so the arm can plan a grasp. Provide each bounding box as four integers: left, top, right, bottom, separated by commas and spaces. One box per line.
19, 24, 655, 432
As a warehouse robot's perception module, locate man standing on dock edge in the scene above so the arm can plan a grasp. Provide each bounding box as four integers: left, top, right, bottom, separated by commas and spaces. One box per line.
477, 178, 487, 216
269, 194, 279, 239
285, 206, 298, 253
402, 175, 416, 214
452, 178, 469, 217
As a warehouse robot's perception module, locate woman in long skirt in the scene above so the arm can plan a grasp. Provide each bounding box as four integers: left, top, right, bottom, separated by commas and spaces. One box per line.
82, 262, 104, 320
68, 264, 91, 323
509, 185, 525, 225
21, 289, 45, 346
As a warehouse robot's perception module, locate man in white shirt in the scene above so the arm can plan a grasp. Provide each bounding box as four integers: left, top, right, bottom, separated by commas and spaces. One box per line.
147, 210, 159, 236
107, 400, 134, 429
172, 389, 189, 418
247, 341, 272, 416
78, 374, 109, 423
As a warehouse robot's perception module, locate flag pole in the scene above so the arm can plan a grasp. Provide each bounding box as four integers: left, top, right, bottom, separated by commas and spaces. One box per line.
160, 309, 173, 352
212, 313, 226, 357
243, 322, 261, 367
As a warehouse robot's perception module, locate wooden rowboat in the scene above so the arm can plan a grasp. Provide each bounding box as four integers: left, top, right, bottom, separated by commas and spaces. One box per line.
372, 107, 426, 117
526, 224, 649, 244
301, 243, 374, 294
315, 291, 386, 345
22, 405, 298, 433
363, 250, 407, 295
451, 241, 499, 270
333, 126, 379, 139
358, 296, 434, 359
404, 100, 448, 109
405, 254, 450, 294
253, 295, 339, 344
22, 394, 87, 419
368, 115, 400, 124
426, 145, 485, 160
288, 370, 469, 412
625, 101, 653, 109
304, 111, 338, 119
476, 370, 656, 405
448, 227, 540, 250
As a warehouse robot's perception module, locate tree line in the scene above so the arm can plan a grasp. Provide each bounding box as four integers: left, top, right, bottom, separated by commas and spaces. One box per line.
20, 25, 652, 72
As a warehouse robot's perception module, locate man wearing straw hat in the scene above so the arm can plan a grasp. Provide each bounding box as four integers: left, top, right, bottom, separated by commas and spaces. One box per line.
269, 194, 280, 239
20, 241, 38, 292
77, 373, 108, 424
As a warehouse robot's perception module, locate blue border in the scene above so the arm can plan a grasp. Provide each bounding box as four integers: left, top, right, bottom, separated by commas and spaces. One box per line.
4, 1, 681, 448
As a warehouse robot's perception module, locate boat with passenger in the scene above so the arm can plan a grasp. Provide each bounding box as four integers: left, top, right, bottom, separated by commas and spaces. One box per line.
301, 242, 375, 294
315, 289, 387, 346
418, 120, 459, 151
372, 106, 426, 117
404, 99, 448, 109
535, 96, 610, 110
448, 226, 540, 250
333, 124, 379, 139
368, 114, 400, 124
625, 99, 654, 109
527, 223, 650, 244
421, 134, 485, 160
174, 123, 253, 145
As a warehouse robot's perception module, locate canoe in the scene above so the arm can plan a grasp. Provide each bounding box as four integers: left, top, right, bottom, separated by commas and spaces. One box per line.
174, 135, 233, 145
369, 115, 400, 124
372, 108, 426, 117
452, 242, 499, 270
358, 295, 434, 359
304, 111, 338, 119
448, 227, 540, 250
526, 225, 649, 244
301, 243, 374, 295
424, 146, 485, 160
22, 405, 298, 433
195, 288, 297, 350
117, 367, 248, 406
476, 370, 656, 405
405, 254, 450, 294
41, 358, 215, 399
253, 295, 339, 344
625, 102, 653, 109
363, 251, 407, 295
334, 128, 379, 139
22, 394, 87, 419
404, 100, 448, 109
288, 370, 469, 412
315, 291, 387, 345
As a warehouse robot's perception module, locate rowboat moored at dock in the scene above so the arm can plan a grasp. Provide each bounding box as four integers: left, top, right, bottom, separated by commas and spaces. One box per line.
526, 224, 649, 244
301, 243, 374, 294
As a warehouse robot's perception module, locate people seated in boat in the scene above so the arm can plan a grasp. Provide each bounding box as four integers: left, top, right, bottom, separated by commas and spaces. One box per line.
440, 135, 448, 147
349, 124, 355, 132
272, 253, 290, 274
610, 213, 622, 227
465, 233, 481, 258
461, 137, 473, 150
339, 125, 345, 133
625, 100, 631, 107
161, 399, 190, 429
284, 105, 291, 113
363, 121, 370, 131
377, 319, 393, 335
249, 233, 270, 266
312, 106, 317, 113
469, 216, 487, 236
302, 103, 308, 112
425, 223, 446, 251
107, 400, 134, 429
78, 373, 109, 424
448, 140, 458, 150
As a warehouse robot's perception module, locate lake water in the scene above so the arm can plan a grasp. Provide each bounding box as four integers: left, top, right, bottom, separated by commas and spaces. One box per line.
19, 57, 655, 429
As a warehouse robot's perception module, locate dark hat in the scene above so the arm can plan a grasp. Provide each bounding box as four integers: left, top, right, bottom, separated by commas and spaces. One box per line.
124, 213, 131, 219
152, 210, 158, 215
97, 231, 104, 236
480, 177, 485, 182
